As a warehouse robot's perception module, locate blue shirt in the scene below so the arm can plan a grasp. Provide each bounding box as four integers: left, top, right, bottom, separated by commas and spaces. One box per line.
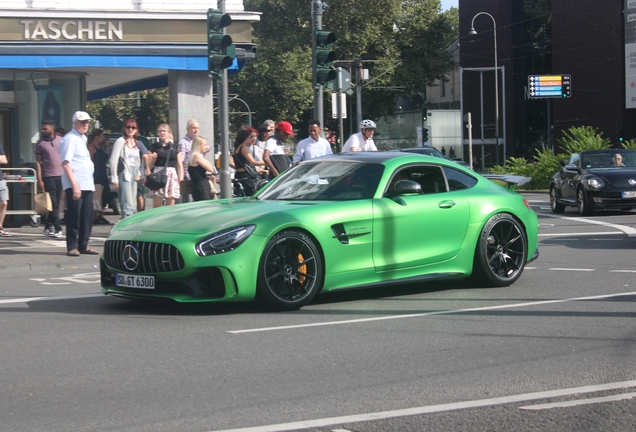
60, 128, 95, 191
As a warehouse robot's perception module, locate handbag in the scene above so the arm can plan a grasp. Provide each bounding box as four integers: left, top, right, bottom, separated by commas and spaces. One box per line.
145, 147, 172, 191
34, 192, 52, 214
243, 163, 258, 179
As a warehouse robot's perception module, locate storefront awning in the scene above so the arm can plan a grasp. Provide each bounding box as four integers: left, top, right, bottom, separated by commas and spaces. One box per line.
0, 54, 238, 71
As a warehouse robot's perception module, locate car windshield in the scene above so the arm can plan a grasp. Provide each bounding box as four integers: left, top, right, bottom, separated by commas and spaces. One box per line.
581, 150, 636, 168
257, 161, 385, 201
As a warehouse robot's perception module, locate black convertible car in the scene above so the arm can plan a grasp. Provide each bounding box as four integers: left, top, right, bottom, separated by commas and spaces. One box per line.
550, 149, 636, 215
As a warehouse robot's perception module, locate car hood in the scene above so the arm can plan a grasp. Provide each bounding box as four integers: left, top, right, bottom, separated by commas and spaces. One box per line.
113, 198, 312, 235
584, 168, 636, 185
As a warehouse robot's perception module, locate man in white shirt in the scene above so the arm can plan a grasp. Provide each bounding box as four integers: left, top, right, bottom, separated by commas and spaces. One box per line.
264, 121, 295, 177
60, 111, 98, 256
342, 119, 378, 152
293, 119, 333, 164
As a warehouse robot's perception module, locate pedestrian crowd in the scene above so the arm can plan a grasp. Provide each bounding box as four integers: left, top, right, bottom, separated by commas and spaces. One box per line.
0, 114, 381, 248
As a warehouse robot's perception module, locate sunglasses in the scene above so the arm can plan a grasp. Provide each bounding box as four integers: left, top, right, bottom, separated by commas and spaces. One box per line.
125, 126, 137, 129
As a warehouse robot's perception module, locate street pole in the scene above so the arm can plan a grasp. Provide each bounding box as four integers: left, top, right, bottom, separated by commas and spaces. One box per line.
218, 0, 231, 198
469, 12, 499, 165
337, 67, 344, 148
355, 58, 362, 126
312, 0, 323, 128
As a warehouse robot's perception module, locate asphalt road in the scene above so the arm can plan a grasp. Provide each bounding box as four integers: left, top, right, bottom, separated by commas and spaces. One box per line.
1, 193, 635, 432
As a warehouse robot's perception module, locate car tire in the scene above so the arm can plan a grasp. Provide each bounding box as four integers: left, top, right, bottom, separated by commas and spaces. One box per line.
577, 187, 593, 216
256, 230, 324, 311
471, 213, 528, 287
109, 195, 121, 216
550, 185, 565, 213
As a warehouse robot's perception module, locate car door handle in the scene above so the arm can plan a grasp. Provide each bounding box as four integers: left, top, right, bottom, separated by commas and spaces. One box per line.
438, 200, 456, 209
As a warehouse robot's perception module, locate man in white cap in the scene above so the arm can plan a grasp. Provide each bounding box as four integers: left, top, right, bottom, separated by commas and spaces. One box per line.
342, 119, 378, 152
60, 111, 99, 257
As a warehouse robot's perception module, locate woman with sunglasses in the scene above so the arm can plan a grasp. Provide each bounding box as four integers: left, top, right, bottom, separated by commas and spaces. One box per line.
110, 119, 141, 219
110, 119, 142, 219
147, 123, 183, 207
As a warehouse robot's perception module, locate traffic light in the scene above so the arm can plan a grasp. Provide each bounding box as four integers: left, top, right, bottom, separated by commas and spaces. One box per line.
314, 29, 337, 85
207, 9, 235, 76
617, 129, 624, 143
422, 107, 428, 122
423, 128, 429, 142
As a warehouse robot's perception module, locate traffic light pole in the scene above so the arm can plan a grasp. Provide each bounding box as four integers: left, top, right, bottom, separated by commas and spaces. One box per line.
218, 0, 231, 198
312, 0, 324, 129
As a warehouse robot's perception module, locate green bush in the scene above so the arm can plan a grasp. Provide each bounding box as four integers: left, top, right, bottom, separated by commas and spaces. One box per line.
489, 126, 612, 190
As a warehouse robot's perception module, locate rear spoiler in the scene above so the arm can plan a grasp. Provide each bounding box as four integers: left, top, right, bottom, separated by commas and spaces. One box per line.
482, 174, 531, 191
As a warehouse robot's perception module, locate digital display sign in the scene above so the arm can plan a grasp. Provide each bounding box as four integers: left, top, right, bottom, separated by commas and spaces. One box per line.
528, 75, 571, 98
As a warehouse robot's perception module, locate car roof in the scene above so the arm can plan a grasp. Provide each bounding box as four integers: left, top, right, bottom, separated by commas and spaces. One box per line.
310, 151, 436, 164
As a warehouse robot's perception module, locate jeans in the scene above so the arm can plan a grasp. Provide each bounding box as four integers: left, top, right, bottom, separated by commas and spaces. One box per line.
65, 189, 94, 252
118, 167, 138, 219
43, 176, 63, 232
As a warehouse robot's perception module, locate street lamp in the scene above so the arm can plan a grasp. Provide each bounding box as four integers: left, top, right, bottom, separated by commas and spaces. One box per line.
469, 12, 500, 164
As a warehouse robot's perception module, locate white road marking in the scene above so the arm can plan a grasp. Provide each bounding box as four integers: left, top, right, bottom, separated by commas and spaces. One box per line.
611, 270, 636, 273
519, 392, 636, 411
208, 380, 636, 432
540, 213, 636, 237
538, 231, 621, 237
549, 268, 595, 271
0, 232, 107, 241
28, 272, 100, 286
228, 291, 636, 334
0, 293, 103, 305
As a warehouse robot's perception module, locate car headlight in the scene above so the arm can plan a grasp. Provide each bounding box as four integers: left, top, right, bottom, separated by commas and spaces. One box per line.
195, 225, 256, 256
585, 177, 605, 190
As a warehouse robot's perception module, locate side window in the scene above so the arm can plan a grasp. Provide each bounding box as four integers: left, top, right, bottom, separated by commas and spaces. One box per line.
410, 166, 447, 194
442, 166, 477, 191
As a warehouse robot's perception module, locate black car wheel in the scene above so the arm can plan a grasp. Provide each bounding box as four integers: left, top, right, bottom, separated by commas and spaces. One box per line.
577, 187, 593, 216
256, 230, 323, 310
550, 185, 565, 213
471, 213, 527, 287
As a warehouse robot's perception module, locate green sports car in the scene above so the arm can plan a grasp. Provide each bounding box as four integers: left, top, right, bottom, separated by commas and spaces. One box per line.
100, 152, 539, 310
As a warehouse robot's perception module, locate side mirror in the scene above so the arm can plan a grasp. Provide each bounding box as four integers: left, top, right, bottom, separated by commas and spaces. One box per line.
564, 163, 579, 171
394, 180, 422, 195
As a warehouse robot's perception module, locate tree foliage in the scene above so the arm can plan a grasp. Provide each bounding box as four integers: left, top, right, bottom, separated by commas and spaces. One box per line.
87, 88, 169, 137
233, 0, 457, 130
490, 126, 613, 190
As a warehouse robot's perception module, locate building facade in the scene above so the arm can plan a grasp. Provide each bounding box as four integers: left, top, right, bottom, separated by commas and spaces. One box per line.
459, 0, 632, 167
0, 0, 258, 214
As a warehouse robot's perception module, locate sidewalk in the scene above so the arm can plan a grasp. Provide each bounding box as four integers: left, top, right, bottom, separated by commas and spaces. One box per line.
0, 211, 119, 274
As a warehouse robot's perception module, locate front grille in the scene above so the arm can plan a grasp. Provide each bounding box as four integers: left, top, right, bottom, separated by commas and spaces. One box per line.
104, 240, 185, 273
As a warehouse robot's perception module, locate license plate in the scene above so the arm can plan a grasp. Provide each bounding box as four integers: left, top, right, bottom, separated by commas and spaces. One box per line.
622, 191, 636, 198
115, 273, 155, 289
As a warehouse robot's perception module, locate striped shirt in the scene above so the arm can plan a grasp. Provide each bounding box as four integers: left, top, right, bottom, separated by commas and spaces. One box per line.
34, 136, 63, 177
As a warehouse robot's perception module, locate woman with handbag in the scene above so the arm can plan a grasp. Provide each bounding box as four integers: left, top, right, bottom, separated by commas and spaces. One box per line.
232, 128, 267, 197
187, 136, 216, 201
109, 119, 142, 219
146, 123, 183, 208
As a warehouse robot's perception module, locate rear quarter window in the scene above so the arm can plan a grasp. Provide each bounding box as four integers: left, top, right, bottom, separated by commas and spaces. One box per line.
443, 167, 477, 191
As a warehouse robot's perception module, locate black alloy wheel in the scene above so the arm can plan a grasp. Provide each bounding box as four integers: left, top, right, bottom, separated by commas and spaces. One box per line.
550, 185, 565, 213
577, 187, 593, 216
256, 230, 323, 311
471, 213, 528, 287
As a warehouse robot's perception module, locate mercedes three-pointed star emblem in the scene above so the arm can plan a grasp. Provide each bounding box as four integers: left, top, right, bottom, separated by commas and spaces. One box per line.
122, 244, 139, 271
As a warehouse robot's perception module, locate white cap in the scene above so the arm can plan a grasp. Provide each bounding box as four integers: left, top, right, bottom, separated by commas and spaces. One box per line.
72, 111, 91, 122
